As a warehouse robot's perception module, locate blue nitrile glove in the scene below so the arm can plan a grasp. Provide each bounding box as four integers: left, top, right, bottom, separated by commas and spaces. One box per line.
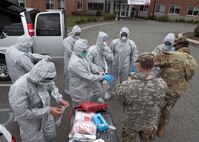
103, 74, 114, 84
154, 67, 161, 77
130, 65, 136, 73
171, 46, 175, 51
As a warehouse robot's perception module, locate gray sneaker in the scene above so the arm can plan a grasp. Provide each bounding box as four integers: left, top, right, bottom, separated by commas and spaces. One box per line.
104, 92, 112, 100
97, 98, 104, 103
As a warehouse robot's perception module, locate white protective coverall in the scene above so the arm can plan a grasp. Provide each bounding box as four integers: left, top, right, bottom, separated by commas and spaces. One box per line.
5, 35, 47, 83
68, 39, 104, 107
9, 60, 63, 142
107, 27, 138, 96
87, 31, 113, 101
152, 33, 175, 55
63, 25, 81, 93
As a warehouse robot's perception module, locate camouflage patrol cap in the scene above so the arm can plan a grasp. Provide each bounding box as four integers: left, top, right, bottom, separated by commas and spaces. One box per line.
174, 35, 187, 45
138, 52, 155, 62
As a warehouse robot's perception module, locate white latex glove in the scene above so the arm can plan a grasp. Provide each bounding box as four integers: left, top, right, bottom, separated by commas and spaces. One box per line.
43, 55, 51, 61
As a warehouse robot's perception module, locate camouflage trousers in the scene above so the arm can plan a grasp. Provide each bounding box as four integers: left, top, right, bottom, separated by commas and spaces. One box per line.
122, 126, 156, 142
158, 92, 181, 129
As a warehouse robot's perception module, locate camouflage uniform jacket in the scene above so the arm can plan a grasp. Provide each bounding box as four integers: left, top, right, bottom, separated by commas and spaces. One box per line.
155, 48, 198, 96
115, 72, 167, 131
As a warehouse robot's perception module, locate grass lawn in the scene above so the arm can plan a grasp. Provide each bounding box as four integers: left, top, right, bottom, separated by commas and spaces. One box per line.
66, 15, 101, 27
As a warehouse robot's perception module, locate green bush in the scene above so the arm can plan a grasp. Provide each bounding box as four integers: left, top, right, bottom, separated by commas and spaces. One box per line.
75, 18, 86, 24
187, 19, 194, 24
175, 19, 179, 22
148, 15, 157, 20
91, 17, 98, 22
80, 18, 86, 23
157, 15, 169, 22
103, 13, 115, 21
75, 19, 81, 24
178, 18, 185, 23
194, 25, 199, 37
87, 17, 92, 22
195, 20, 199, 24
135, 15, 148, 20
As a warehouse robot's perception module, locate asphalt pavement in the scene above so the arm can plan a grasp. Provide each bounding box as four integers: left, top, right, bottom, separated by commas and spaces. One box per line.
0, 19, 199, 142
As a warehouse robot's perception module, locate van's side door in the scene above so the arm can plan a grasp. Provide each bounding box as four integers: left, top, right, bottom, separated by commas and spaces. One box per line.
33, 11, 65, 59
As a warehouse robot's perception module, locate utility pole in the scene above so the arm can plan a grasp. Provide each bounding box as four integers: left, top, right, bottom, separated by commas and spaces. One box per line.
152, 0, 157, 20
105, 0, 107, 13
118, 0, 121, 20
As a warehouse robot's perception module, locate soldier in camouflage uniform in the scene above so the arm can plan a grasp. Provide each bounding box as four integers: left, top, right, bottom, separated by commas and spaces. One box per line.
115, 52, 167, 142
155, 36, 198, 137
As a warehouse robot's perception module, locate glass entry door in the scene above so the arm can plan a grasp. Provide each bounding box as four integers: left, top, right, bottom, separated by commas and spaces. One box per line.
114, 3, 129, 17
121, 3, 129, 17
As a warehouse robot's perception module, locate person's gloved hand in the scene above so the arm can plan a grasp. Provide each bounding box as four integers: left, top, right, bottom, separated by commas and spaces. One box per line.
43, 55, 51, 61
130, 65, 136, 73
103, 74, 114, 84
59, 99, 70, 108
154, 67, 161, 77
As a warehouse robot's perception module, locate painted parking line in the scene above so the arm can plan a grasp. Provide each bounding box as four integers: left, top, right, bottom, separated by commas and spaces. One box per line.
0, 84, 12, 87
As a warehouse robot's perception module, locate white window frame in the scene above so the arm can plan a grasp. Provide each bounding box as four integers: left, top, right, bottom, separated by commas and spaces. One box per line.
187, 6, 199, 16
77, 0, 83, 10
46, 0, 54, 9
87, 2, 104, 11
155, 4, 166, 13
58, 0, 64, 9
169, 5, 181, 15
18, 0, 25, 6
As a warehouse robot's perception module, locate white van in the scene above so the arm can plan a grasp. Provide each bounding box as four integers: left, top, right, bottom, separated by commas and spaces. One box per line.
0, 0, 66, 80
0, 124, 16, 142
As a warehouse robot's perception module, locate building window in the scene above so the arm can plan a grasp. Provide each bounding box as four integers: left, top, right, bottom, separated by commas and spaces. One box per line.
93, 3, 98, 10
78, 0, 83, 10
169, 5, 180, 15
155, 4, 166, 13
46, 0, 54, 9
88, 3, 92, 10
17, 0, 25, 7
87, 3, 104, 11
98, 3, 103, 11
140, 5, 148, 12
187, 6, 199, 16
58, 0, 64, 9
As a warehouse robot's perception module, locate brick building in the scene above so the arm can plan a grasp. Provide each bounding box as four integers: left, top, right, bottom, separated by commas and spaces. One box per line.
138, 0, 199, 20
8, 0, 87, 15
9, 0, 199, 20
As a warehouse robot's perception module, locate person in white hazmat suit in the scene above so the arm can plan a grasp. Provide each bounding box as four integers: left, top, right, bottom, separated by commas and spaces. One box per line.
68, 39, 114, 107
152, 33, 176, 77
105, 27, 139, 100
87, 31, 113, 103
9, 59, 69, 142
152, 33, 175, 55
63, 25, 81, 94
5, 34, 50, 83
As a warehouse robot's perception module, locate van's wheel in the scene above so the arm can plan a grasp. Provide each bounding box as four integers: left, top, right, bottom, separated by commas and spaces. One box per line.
0, 60, 10, 81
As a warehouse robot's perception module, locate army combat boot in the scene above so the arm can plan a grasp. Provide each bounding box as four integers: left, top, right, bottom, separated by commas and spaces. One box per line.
156, 125, 165, 137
